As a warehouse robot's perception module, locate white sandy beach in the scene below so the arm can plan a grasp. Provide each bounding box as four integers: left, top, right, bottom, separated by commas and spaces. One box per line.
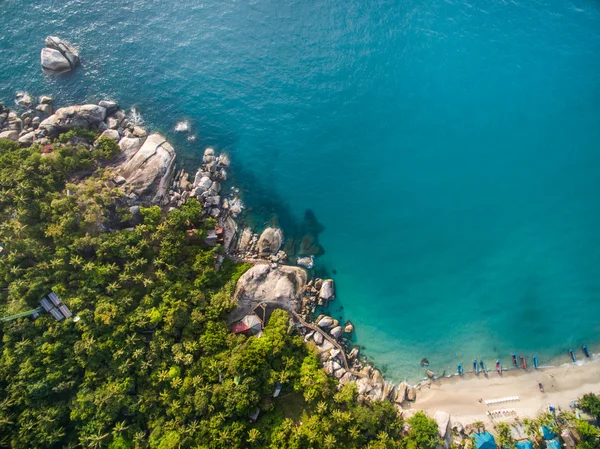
413, 358, 600, 426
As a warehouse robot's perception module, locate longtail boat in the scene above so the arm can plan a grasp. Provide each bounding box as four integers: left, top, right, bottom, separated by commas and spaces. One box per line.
520, 355, 526, 369
583, 345, 590, 358
512, 353, 518, 367
570, 349, 576, 362
480, 360, 486, 374
473, 359, 479, 374
533, 355, 539, 369
496, 360, 502, 374
458, 364, 463, 376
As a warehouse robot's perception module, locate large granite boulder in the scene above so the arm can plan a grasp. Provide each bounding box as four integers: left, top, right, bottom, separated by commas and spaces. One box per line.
433, 410, 451, 439
257, 227, 283, 257
118, 135, 145, 159
39, 104, 106, 135
319, 279, 335, 301
41, 36, 79, 72
394, 382, 408, 404
237, 228, 253, 253
229, 264, 307, 323
119, 133, 176, 204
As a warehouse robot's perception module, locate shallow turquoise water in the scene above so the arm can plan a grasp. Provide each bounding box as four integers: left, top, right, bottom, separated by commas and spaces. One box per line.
2, 0, 600, 381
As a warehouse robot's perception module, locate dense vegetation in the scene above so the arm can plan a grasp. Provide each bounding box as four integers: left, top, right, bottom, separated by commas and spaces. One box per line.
0, 136, 436, 449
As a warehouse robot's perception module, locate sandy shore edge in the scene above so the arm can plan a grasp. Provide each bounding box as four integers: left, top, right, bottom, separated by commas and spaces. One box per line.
410, 357, 600, 425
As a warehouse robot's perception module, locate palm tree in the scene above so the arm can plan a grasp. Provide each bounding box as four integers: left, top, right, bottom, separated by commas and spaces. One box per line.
247, 428, 260, 444
324, 434, 336, 449
522, 418, 542, 447
495, 422, 516, 449
472, 420, 485, 433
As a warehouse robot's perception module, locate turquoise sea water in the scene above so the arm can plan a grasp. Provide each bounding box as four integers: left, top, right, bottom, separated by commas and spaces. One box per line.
2, 0, 600, 381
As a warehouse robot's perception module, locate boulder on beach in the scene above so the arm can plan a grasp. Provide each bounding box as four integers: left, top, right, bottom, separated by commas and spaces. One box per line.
257, 227, 283, 257
394, 382, 408, 404
407, 387, 417, 402
433, 411, 451, 439
119, 133, 176, 204
41, 36, 80, 72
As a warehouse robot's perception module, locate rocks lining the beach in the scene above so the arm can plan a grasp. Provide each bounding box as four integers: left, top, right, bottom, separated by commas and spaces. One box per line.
234, 226, 287, 264
41, 36, 80, 72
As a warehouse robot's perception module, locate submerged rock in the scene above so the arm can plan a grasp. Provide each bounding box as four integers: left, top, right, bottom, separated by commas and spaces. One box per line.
15, 92, 33, 107
297, 256, 314, 269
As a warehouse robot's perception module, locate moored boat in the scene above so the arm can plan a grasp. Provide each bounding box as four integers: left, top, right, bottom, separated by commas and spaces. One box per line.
496, 360, 502, 374
458, 363, 463, 376
583, 345, 590, 358
512, 353, 518, 367
520, 355, 526, 369
533, 354, 539, 369
480, 360, 486, 374
473, 359, 479, 374
570, 349, 576, 362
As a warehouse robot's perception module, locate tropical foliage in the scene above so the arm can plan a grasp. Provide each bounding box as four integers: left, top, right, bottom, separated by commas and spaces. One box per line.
0, 137, 433, 448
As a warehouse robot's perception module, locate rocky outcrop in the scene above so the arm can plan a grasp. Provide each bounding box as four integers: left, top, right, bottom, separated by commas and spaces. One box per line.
235, 227, 286, 263
229, 264, 307, 323
394, 382, 408, 404
257, 227, 283, 257
433, 410, 451, 439
15, 92, 33, 107
38, 104, 107, 136
41, 36, 80, 72
119, 133, 176, 204
318, 279, 335, 305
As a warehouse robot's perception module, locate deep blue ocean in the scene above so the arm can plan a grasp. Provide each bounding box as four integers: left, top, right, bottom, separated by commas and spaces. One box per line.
2, 0, 600, 381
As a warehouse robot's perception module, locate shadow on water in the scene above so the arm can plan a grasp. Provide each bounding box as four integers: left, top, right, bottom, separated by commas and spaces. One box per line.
225, 159, 327, 261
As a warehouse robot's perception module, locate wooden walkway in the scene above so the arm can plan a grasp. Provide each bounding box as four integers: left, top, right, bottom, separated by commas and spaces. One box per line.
291, 312, 367, 378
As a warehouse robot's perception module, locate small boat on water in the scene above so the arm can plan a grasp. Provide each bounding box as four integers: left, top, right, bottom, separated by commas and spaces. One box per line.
520, 355, 527, 369
583, 345, 590, 358
480, 360, 486, 374
474, 359, 479, 374
533, 355, 539, 369
496, 360, 502, 374
512, 353, 518, 367
570, 349, 576, 362
458, 364, 463, 375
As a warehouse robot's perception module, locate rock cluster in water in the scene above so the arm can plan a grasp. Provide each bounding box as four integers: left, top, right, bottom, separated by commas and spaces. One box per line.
40, 36, 80, 72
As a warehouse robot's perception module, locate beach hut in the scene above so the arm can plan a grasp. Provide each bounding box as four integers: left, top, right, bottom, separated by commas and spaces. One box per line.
231, 314, 263, 336
473, 432, 496, 449
545, 439, 560, 449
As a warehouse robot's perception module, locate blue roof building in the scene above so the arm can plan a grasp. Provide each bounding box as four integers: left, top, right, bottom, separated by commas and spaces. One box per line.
474, 432, 496, 449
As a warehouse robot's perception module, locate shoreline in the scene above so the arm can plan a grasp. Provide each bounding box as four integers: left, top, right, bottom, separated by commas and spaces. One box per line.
413, 356, 600, 425
3, 93, 598, 423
